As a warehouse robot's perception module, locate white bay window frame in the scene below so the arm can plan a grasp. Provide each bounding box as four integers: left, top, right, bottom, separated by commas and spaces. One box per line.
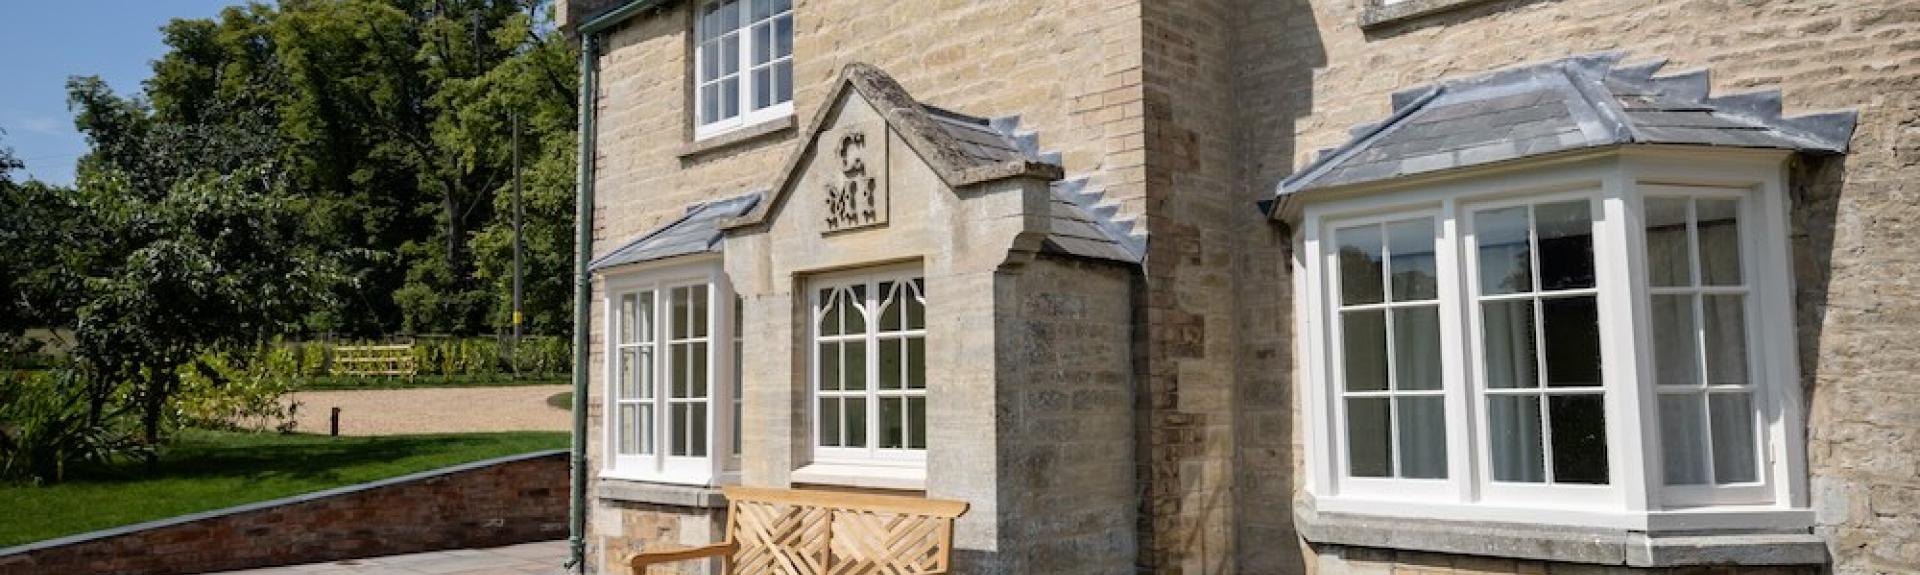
601, 257, 738, 486
1298, 148, 1808, 532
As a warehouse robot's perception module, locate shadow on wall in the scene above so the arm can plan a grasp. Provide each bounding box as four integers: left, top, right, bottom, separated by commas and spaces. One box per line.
1358, 0, 1568, 39
1788, 153, 1844, 471
1226, 0, 1324, 574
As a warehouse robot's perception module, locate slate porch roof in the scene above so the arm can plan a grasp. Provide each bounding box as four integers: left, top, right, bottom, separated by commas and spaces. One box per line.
589, 192, 761, 272
1270, 52, 1857, 214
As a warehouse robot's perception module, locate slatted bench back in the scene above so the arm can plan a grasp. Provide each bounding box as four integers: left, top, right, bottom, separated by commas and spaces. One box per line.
723, 486, 968, 575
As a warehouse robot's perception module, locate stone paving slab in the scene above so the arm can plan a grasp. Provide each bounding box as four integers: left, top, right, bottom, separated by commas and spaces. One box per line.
207, 540, 569, 575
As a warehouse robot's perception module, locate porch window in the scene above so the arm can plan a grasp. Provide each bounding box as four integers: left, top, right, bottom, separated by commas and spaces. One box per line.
694, 0, 793, 139
604, 264, 735, 485
811, 269, 927, 467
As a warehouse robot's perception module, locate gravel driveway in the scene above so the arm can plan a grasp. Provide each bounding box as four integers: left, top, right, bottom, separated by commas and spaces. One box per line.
286, 385, 571, 436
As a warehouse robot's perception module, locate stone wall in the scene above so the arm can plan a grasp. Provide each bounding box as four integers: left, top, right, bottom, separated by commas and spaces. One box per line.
1221, 0, 1920, 573
0, 451, 567, 575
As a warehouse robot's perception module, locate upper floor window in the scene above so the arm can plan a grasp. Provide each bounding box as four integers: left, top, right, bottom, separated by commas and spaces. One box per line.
1301, 154, 1805, 528
604, 262, 736, 485
695, 0, 793, 139
811, 269, 928, 469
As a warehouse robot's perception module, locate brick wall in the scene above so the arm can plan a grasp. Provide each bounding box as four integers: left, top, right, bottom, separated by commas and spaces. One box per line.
0, 451, 568, 575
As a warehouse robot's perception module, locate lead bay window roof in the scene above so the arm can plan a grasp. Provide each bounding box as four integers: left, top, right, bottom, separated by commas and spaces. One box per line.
1268, 52, 1858, 218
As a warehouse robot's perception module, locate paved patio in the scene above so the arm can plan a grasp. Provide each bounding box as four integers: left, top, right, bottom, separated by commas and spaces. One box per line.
208, 541, 569, 575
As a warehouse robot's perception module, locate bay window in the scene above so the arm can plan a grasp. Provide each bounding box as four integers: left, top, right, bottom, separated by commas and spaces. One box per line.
694, 0, 793, 139
810, 269, 928, 469
604, 262, 735, 485
1301, 154, 1806, 529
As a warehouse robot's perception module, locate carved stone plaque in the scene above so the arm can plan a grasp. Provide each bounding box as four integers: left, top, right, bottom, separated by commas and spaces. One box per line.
820, 124, 888, 233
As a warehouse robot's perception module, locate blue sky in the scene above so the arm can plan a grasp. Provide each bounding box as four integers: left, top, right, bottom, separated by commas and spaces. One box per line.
0, 1, 243, 185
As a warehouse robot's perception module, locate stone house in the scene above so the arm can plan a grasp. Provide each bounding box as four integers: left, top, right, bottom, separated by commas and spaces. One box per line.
557, 0, 1919, 573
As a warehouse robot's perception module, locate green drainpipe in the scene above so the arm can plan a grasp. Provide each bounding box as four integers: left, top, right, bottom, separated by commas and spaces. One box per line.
567, 30, 598, 575
568, 2, 664, 572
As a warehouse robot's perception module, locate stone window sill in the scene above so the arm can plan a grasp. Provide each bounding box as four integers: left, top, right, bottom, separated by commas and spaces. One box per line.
790, 463, 926, 492
1361, 0, 1500, 28
596, 478, 728, 509
678, 115, 796, 159
1294, 502, 1828, 567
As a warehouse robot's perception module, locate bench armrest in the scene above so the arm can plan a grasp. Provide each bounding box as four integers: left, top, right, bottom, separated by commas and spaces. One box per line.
629, 542, 735, 571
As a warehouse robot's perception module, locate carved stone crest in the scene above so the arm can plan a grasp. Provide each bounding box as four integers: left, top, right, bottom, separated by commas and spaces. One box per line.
822, 125, 888, 233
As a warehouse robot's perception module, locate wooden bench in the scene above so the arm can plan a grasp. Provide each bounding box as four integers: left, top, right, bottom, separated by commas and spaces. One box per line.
330, 344, 417, 377
630, 486, 969, 574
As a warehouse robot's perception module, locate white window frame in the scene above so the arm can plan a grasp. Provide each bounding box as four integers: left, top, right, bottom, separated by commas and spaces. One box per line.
692, 0, 794, 141
1298, 149, 1809, 532
806, 265, 928, 471
600, 257, 737, 486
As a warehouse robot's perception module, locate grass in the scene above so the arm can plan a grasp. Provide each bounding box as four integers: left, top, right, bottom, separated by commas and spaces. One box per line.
294, 373, 568, 391
0, 429, 568, 548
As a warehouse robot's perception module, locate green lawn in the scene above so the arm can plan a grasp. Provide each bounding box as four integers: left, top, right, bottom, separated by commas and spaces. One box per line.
0, 429, 568, 548
294, 373, 568, 391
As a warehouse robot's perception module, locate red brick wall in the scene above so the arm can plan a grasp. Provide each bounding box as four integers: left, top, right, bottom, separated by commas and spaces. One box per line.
0, 451, 568, 575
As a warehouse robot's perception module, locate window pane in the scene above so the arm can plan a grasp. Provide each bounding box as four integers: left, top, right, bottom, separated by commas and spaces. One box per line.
1341, 310, 1388, 392
699, 2, 719, 39
774, 15, 792, 58
671, 288, 690, 339
820, 288, 840, 335
844, 340, 866, 391
1645, 197, 1691, 287
879, 281, 901, 329
672, 403, 689, 455
1392, 307, 1442, 391
1710, 393, 1758, 484
671, 345, 688, 398
905, 279, 924, 329
907, 396, 926, 449
1549, 394, 1609, 484
1536, 201, 1595, 291
1698, 199, 1742, 286
845, 284, 866, 333
906, 337, 925, 390
618, 404, 638, 455
753, 67, 772, 111
751, 0, 771, 22
845, 397, 867, 448
721, 77, 740, 119
1336, 225, 1385, 306
752, 22, 772, 65
1651, 294, 1701, 387
819, 397, 840, 447
691, 285, 709, 338
1387, 219, 1438, 302
718, 0, 739, 31
640, 404, 654, 454
879, 338, 902, 390
1346, 398, 1391, 478
774, 60, 792, 105
881, 397, 904, 449
691, 342, 708, 397
638, 348, 654, 399
619, 349, 640, 398
1476, 206, 1533, 295
1489, 395, 1544, 482
817, 342, 838, 391
1541, 296, 1602, 388
1703, 295, 1749, 386
701, 84, 719, 125
1397, 396, 1447, 479
774, 0, 791, 14
1659, 393, 1708, 485
690, 404, 708, 457
620, 294, 637, 343
1481, 300, 1538, 389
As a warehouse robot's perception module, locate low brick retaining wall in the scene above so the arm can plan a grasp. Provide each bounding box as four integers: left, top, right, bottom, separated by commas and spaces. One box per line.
0, 450, 568, 575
